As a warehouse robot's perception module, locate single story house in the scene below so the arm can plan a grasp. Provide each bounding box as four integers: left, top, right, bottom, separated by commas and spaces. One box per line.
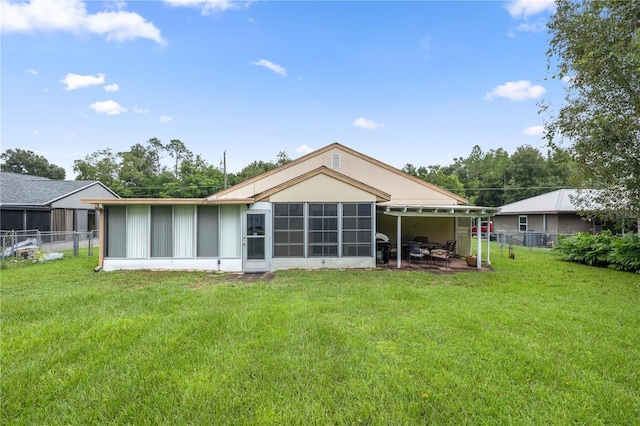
84, 143, 498, 272
494, 189, 601, 237
0, 171, 119, 235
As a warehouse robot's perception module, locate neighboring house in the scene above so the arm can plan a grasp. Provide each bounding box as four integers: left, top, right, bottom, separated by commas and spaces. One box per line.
0, 171, 119, 234
494, 189, 600, 237
83, 143, 498, 272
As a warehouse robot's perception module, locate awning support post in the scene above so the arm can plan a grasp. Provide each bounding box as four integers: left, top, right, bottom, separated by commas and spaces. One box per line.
396, 215, 402, 268
485, 218, 491, 267
476, 216, 482, 270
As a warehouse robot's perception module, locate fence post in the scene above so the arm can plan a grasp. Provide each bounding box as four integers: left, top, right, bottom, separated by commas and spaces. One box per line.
12, 231, 17, 258
1, 234, 5, 268
73, 231, 79, 256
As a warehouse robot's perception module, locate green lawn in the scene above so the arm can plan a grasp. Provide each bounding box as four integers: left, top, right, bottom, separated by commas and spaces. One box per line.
2, 245, 639, 424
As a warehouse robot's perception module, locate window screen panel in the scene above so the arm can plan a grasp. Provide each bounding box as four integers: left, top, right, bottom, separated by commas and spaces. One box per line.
308, 203, 338, 257
106, 206, 126, 257
197, 205, 219, 257
126, 205, 149, 258
342, 203, 372, 257
174, 205, 194, 258
273, 203, 304, 258
151, 206, 172, 257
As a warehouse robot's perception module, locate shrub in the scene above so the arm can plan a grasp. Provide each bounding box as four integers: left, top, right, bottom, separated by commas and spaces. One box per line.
554, 231, 640, 273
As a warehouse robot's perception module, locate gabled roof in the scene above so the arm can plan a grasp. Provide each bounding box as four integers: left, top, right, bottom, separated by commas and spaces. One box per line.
212, 142, 468, 205
254, 166, 391, 202
498, 189, 582, 215
0, 171, 119, 207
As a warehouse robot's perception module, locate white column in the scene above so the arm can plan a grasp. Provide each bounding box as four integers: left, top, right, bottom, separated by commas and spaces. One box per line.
397, 215, 402, 268
476, 216, 482, 269
486, 220, 491, 267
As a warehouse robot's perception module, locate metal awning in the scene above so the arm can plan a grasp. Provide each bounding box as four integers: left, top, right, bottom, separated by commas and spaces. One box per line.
380, 204, 500, 217
378, 204, 500, 270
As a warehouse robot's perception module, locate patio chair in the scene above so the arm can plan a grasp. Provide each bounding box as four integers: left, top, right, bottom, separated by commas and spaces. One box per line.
429, 240, 456, 268
444, 240, 457, 254
407, 241, 425, 263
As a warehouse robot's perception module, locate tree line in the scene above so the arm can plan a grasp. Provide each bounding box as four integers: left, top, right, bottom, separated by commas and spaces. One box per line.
1, 140, 575, 207
402, 144, 575, 207
0, 141, 292, 199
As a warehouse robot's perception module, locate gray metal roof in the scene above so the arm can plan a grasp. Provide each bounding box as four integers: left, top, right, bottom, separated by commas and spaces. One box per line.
498, 189, 582, 215
0, 171, 116, 206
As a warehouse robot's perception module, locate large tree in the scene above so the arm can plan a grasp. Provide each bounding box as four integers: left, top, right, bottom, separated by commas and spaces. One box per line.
504, 145, 551, 204
118, 139, 173, 197
544, 0, 640, 228
0, 148, 66, 179
402, 164, 466, 197
73, 148, 120, 188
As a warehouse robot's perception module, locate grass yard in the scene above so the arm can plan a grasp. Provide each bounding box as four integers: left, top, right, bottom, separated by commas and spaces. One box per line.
1, 244, 639, 424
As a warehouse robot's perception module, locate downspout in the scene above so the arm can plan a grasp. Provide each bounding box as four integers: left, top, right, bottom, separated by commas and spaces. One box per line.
94, 204, 105, 272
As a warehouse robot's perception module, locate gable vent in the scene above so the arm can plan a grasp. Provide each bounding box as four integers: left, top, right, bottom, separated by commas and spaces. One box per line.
331, 153, 341, 169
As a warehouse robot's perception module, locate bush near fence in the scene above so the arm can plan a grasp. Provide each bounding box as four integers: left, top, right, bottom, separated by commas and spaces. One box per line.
553, 231, 640, 273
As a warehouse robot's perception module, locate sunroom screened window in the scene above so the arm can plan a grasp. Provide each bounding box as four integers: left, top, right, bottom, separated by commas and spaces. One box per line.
151, 205, 173, 257
173, 205, 194, 258
197, 205, 219, 257
342, 203, 372, 257
273, 203, 304, 257
127, 205, 149, 258
105, 204, 224, 259
308, 203, 338, 257
106, 206, 126, 257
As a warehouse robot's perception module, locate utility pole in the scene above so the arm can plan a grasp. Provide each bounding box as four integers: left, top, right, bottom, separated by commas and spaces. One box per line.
223, 150, 228, 189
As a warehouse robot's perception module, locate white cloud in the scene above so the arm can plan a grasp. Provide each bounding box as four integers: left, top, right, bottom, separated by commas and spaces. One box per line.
25, 68, 38, 75
515, 20, 546, 33
90, 100, 127, 115
505, 0, 555, 19
1, 0, 165, 45
160, 115, 173, 123
295, 144, 314, 155
104, 0, 127, 11
353, 117, 380, 129
522, 125, 545, 136
252, 59, 287, 77
164, 0, 249, 15
483, 80, 546, 101
61, 73, 105, 90
133, 107, 149, 114
104, 83, 119, 92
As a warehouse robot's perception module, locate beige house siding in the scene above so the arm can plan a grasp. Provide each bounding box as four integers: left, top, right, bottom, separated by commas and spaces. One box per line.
213, 144, 466, 206
269, 174, 377, 203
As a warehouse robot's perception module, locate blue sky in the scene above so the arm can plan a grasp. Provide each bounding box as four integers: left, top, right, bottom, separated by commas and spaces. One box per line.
1, 0, 562, 178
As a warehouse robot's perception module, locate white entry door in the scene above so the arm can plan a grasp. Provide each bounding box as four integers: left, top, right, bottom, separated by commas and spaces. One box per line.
243, 211, 269, 272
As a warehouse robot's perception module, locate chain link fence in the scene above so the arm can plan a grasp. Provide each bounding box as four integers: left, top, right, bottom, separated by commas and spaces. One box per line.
1, 229, 98, 266
492, 230, 574, 249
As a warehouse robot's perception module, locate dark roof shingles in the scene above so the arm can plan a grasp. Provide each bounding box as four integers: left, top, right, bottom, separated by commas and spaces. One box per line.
0, 171, 99, 206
